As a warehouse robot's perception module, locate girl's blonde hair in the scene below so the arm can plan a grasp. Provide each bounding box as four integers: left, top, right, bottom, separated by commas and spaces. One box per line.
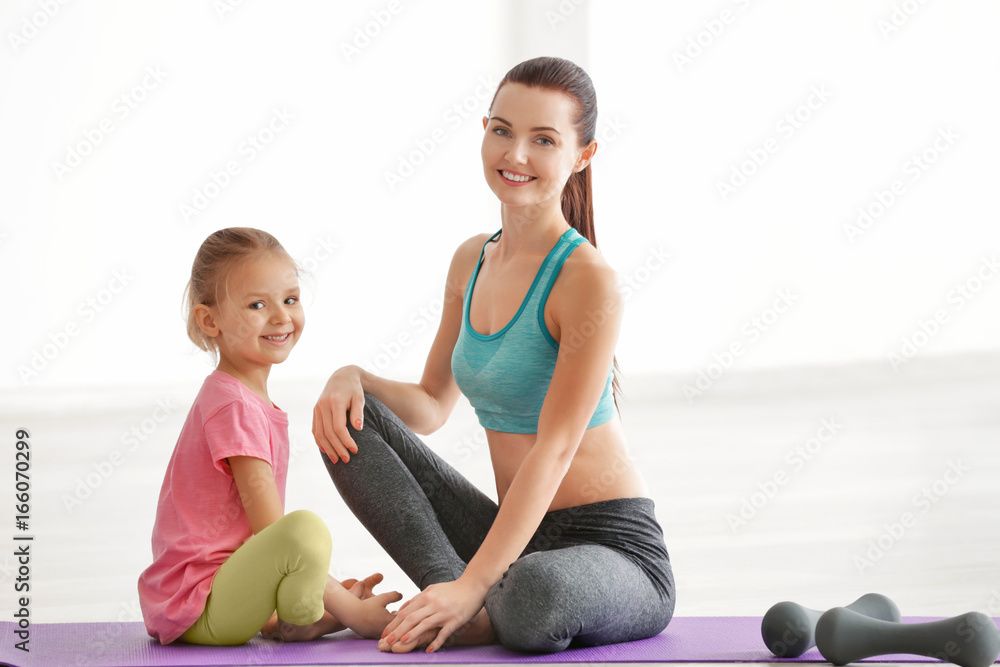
184, 227, 294, 357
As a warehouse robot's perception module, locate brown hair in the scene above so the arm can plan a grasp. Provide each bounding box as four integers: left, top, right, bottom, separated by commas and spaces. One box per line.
184, 227, 294, 358
490, 56, 623, 410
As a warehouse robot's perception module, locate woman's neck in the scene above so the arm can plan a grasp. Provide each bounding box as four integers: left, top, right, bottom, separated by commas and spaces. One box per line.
496, 201, 570, 261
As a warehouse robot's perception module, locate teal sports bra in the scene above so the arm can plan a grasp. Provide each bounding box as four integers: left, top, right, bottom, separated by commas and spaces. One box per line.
451, 227, 616, 434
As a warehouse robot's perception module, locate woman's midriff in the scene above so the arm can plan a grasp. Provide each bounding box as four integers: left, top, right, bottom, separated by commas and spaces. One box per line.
488, 415, 649, 510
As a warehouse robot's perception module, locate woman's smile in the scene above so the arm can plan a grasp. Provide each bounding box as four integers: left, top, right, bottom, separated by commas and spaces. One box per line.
498, 169, 536, 185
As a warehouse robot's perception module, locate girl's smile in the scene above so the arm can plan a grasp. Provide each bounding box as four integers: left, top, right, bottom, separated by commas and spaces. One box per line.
261, 331, 293, 345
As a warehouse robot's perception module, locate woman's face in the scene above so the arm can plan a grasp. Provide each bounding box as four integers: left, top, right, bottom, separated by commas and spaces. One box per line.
481, 82, 594, 212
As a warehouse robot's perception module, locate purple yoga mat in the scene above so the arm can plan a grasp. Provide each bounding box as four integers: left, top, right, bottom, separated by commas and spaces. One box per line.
2, 617, 998, 667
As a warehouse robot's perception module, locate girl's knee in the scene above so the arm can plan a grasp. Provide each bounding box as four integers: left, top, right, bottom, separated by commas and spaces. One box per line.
270, 510, 332, 562
277, 509, 326, 534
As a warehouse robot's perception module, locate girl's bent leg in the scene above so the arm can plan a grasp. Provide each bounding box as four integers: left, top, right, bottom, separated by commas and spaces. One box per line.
180, 510, 332, 646
485, 544, 675, 653
321, 392, 498, 589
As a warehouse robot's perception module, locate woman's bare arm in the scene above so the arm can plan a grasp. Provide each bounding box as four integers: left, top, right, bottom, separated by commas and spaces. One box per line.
312, 235, 488, 461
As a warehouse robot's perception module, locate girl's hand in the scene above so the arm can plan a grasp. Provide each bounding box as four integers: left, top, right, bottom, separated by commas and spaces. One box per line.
380, 578, 487, 653
344, 572, 385, 600
312, 366, 365, 464
345, 590, 405, 639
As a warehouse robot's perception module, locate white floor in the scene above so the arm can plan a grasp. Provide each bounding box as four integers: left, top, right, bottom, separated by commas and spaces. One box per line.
2, 351, 999, 666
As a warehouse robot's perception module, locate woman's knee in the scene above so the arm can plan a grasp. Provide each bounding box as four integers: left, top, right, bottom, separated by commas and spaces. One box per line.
327, 392, 413, 480
359, 392, 394, 428
485, 556, 574, 653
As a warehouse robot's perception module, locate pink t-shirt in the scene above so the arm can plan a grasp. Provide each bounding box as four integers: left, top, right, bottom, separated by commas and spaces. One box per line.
137, 370, 289, 644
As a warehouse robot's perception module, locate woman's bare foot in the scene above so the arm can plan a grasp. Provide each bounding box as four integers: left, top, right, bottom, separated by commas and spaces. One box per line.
378, 608, 496, 653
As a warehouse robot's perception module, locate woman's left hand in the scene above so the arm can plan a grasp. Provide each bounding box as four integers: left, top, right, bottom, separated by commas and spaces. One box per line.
379, 578, 486, 653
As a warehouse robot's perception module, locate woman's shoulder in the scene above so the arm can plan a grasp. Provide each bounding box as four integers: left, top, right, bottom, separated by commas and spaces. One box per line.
454, 232, 497, 261
553, 237, 621, 308
444, 232, 498, 292
564, 238, 618, 287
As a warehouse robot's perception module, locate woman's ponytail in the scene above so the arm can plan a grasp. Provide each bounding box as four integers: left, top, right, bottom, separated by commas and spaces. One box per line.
490, 56, 622, 414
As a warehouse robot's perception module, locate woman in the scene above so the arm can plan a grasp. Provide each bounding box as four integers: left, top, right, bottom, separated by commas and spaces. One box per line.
312, 56, 675, 654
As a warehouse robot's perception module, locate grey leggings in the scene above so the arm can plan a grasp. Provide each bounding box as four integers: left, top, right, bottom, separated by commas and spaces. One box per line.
321, 393, 675, 653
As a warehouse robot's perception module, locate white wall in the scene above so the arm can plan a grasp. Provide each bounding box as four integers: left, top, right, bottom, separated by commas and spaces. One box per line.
3, 0, 998, 396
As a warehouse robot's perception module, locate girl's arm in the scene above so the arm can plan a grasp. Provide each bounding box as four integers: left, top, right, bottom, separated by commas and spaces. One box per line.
312, 236, 486, 462
382, 260, 624, 653
229, 456, 284, 533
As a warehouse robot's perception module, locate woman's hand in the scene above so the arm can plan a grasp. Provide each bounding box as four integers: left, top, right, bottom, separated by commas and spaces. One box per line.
312, 365, 366, 464
379, 578, 488, 653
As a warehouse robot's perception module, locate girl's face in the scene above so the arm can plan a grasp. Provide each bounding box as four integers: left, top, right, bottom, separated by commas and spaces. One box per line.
208, 252, 304, 370
481, 82, 595, 211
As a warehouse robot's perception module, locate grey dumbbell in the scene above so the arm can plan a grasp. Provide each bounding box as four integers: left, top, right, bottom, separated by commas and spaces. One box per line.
816, 607, 1000, 667
762, 593, 901, 657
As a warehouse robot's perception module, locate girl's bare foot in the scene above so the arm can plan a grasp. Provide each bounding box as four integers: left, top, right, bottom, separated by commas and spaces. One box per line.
262, 611, 343, 641
261, 574, 383, 641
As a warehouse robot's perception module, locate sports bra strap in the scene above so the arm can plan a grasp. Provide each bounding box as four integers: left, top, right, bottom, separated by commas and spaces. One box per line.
534, 233, 586, 308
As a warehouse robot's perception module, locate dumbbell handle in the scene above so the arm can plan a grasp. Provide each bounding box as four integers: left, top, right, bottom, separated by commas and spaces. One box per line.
816, 607, 1000, 667
762, 593, 900, 657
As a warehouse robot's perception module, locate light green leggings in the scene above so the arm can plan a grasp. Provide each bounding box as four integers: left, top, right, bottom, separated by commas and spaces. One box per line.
180, 509, 332, 645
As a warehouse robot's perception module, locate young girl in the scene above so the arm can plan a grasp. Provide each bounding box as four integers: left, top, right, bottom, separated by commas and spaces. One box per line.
138, 227, 401, 646
312, 57, 675, 653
